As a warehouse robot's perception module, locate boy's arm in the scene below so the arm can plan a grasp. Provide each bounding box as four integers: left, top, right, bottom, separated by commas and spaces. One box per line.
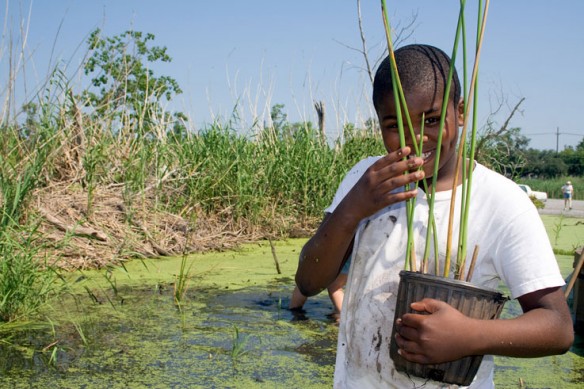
295, 210, 358, 297
295, 147, 425, 296
394, 286, 574, 364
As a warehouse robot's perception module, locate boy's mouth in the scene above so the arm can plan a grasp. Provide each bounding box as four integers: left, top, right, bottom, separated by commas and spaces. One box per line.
408, 149, 434, 162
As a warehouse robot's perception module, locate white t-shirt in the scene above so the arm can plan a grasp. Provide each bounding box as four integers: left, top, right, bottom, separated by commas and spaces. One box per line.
562, 184, 573, 196
327, 157, 565, 389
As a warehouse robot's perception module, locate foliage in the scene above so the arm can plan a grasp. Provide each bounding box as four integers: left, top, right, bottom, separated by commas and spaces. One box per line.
230, 324, 250, 368
529, 197, 545, 210
158, 104, 386, 232
521, 149, 568, 178
81, 28, 184, 135
475, 127, 530, 179
559, 140, 584, 176
475, 122, 584, 180
0, 80, 69, 227
0, 69, 71, 323
0, 226, 61, 322
174, 253, 193, 309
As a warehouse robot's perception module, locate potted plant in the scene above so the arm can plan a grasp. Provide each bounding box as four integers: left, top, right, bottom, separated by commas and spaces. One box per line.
380, 0, 508, 385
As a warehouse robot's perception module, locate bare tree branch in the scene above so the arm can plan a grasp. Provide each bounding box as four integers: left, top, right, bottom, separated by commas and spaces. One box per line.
497, 97, 525, 135
476, 97, 525, 155
357, 0, 374, 84
336, 1, 418, 87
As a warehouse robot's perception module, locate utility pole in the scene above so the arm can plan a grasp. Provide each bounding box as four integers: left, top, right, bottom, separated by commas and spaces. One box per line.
556, 127, 560, 153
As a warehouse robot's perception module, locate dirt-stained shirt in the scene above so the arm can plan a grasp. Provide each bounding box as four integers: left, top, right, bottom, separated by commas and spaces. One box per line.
326, 158, 564, 389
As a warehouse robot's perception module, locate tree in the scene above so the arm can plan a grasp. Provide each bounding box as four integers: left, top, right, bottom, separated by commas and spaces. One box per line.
81, 28, 184, 134
559, 145, 584, 176
475, 127, 529, 179
474, 96, 531, 179
521, 149, 567, 178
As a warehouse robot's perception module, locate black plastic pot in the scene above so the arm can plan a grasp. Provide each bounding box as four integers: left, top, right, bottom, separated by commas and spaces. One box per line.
390, 270, 508, 386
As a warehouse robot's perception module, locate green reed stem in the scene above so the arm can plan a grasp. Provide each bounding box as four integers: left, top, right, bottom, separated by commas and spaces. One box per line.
383, 0, 454, 272
457, 0, 489, 279
381, 0, 414, 270
425, 1, 465, 277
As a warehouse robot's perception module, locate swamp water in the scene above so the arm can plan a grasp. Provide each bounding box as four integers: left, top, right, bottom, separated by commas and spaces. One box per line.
1, 237, 584, 388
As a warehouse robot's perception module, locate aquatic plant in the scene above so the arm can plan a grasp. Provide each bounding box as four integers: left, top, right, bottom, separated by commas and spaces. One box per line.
174, 252, 193, 309
229, 324, 249, 368
553, 214, 565, 248
380, 0, 491, 279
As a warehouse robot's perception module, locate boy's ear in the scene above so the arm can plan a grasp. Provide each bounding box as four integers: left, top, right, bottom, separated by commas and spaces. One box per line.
456, 99, 465, 126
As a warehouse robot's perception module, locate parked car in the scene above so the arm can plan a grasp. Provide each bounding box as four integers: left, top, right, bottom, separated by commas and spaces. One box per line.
518, 184, 548, 202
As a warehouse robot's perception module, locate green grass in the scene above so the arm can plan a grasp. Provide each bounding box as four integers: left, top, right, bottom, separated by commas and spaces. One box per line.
521, 177, 583, 200
0, 226, 62, 322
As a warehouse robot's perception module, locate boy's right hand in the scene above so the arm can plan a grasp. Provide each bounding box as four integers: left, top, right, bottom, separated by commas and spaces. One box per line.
295, 147, 424, 297
339, 147, 425, 222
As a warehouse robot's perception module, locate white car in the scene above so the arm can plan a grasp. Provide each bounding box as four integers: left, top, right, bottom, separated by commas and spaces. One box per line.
518, 184, 548, 202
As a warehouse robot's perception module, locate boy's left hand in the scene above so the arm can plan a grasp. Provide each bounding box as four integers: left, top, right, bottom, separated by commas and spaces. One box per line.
394, 298, 477, 364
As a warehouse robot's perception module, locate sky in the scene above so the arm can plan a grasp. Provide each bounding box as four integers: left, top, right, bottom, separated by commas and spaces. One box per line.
2, 0, 583, 150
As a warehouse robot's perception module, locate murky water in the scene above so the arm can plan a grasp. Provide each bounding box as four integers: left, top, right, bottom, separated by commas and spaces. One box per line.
1, 283, 340, 388
1, 239, 584, 388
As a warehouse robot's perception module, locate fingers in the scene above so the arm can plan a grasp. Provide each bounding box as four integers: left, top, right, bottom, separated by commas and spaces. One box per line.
374, 147, 424, 175
409, 298, 445, 314
394, 317, 418, 341
370, 147, 425, 193
394, 319, 426, 362
394, 300, 468, 364
344, 147, 426, 220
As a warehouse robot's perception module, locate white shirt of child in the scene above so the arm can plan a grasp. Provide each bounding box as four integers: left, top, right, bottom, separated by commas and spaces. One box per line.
562, 184, 573, 196
326, 157, 565, 389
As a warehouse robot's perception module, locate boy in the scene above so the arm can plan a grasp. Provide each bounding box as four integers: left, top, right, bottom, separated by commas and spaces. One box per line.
294, 44, 573, 388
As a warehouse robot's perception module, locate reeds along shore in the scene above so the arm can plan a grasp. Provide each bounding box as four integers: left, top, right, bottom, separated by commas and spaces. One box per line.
0, 72, 386, 322
0, 24, 387, 322
1, 78, 386, 268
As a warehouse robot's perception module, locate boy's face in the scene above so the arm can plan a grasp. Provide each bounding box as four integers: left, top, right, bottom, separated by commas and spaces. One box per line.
377, 86, 464, 189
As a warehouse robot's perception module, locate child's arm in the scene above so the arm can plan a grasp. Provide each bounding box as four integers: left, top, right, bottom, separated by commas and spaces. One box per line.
295, 147, 425, 296
394, 286, 573, 364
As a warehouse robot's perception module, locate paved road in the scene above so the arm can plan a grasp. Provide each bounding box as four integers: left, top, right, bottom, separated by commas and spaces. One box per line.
538, 199, 584, 218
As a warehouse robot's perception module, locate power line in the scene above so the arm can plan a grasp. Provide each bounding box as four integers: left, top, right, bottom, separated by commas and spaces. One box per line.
526, 132, 582, 136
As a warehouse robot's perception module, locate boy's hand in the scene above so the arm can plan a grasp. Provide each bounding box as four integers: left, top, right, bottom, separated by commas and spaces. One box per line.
394, 298, 478, 364
339, 147, 425, 222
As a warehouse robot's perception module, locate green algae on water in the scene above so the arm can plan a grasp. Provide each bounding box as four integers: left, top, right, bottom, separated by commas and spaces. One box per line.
1, 239, 338, 388
1, 233, 584, 388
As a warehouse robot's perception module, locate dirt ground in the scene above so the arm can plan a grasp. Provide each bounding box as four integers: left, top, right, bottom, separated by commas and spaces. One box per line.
31, 183, 311, 270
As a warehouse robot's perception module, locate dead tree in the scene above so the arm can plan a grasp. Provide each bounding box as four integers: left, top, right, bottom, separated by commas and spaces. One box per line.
314, 100, 325, 142
475, 96, 526, 157
335, 0, 417, 86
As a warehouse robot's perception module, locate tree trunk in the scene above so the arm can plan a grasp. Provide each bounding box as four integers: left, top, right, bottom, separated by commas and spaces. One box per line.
314, 100, 325, 142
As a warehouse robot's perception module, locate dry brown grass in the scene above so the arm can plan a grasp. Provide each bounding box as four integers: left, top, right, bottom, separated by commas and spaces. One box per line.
30, 182, 308, 270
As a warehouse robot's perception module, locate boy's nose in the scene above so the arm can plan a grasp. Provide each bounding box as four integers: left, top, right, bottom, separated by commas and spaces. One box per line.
406, 133, 428, 145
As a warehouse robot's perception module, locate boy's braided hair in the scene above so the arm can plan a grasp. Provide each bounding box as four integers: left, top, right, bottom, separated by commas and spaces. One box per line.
373, 44, 461, 111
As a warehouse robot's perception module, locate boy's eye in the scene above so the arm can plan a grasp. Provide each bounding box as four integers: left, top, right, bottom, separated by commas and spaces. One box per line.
383, 122, 399, 131
425, 117, 441, 126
